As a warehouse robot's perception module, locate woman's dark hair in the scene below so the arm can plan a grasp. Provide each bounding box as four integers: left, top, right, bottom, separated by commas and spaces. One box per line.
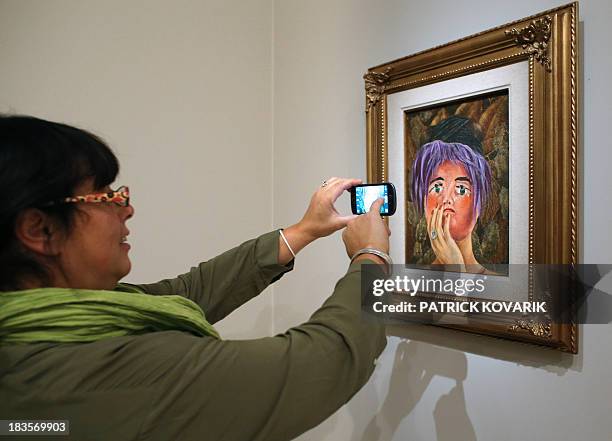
0, 115, 119, 290
429, 116, 484, 155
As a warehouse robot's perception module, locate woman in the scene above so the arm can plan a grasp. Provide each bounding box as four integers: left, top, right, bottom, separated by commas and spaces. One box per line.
410, 139, 492, 273
0, 115, 389, 440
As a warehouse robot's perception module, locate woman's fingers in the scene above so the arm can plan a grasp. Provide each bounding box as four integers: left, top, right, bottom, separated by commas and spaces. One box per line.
367, 197, 385, 217
299, 177, 364, 239
432, 204, 443, 242
443, 212, 452, 240
321, 177, 362, 203
432, 205, 451, 261
428, 206, 465, 266
431, 205, 438, 235
436, 205, 445, 241
435, 211, 449, 251
428, 205, 441, 252
336, 214, 359, 227
343, 197, 390, 256
427, 205, 436, 237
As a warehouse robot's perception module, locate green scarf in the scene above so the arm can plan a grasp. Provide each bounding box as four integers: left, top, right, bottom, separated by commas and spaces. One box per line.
0, 284, 220, 344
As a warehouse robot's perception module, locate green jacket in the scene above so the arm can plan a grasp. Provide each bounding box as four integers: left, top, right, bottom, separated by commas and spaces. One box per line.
0, 230, 387, 441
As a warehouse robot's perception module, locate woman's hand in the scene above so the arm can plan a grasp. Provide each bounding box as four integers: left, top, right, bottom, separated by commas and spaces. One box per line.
277, 177, 362, 264
297, 177, 362, 240
342, 198, 390, 258
427, 204, 465, 267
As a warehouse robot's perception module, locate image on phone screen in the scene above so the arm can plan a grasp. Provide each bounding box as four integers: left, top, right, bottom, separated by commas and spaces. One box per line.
355, 185, 389, 214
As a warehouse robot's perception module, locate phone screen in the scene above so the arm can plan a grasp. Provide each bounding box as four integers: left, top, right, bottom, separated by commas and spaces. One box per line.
354, 184, 390, 214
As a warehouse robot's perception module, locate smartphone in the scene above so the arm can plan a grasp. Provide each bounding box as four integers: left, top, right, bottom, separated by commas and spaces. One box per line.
350, 182, 396, 216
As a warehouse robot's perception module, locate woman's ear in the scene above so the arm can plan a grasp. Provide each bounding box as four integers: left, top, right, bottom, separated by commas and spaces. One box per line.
14, 209, 64, 256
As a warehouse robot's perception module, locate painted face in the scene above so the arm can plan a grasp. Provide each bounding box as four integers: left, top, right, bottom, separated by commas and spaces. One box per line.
56, 179, 134, 290
424, 161, 477, 241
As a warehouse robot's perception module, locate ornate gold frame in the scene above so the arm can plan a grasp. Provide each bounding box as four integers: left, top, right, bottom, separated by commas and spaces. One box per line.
364, 3, 579, 353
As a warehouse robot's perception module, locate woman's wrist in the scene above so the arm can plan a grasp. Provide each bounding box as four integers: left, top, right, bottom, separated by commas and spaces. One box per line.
277, 222, 317, 265
292, 220, 319, 243
286, 221, 319, 247
352, 253, 386, 266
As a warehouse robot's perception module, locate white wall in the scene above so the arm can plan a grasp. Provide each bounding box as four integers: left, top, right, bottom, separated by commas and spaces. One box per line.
0, 0, 274, 338
273, 1, 612, 440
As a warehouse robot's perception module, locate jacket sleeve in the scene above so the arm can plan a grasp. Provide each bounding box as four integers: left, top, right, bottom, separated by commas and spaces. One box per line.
130, 230, 293, 324
138, 259, 387, 441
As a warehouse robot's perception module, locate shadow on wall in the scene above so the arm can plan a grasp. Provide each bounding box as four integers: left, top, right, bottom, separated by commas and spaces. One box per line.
282, 285, 587, 440
387, 323, 582, 375
356, 340, 476, 441
341, 314, 586, 441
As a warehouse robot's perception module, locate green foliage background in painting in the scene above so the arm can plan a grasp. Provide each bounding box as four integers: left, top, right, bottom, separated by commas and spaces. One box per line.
405, 90, 509, 272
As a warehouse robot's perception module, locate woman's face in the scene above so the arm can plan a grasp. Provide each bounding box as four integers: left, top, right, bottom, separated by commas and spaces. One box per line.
424, 161, 477, 241
56, 179, 134, 290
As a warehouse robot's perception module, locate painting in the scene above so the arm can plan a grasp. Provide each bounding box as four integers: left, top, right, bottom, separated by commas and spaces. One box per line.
363, 3, 579, 352
404, 91, 509, 275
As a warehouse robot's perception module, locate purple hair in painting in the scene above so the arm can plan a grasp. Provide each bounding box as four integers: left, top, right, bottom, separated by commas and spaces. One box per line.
410, 140, 492, 217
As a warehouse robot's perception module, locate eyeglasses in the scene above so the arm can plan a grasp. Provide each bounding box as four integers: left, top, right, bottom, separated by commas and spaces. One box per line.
44, 186, 130, 208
